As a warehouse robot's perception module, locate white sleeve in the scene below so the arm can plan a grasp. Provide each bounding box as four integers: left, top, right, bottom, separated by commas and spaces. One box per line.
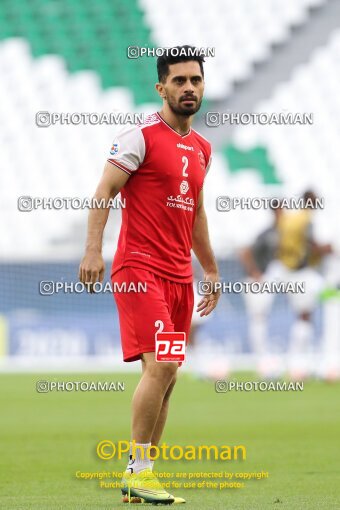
107, 125, 145, 175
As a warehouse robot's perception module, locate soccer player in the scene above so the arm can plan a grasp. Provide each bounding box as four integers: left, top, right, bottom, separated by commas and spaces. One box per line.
79, 45, 220, 504
240, 199, 283, 375
242, 191, 331, 378
275, 190, 332, 377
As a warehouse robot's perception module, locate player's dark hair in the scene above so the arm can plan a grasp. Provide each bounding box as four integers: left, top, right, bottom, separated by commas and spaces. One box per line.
270, 198, 282, 211
157, 45, 205, 83
302, 189, 317, 208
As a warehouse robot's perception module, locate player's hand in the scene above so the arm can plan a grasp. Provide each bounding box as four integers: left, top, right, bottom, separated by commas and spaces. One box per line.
321, 243, 333, 255
196, 272, 221, 317
78, 249, 105, 293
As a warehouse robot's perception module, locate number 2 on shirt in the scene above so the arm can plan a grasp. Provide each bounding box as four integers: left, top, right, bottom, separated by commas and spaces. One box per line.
182, 156, 188, 177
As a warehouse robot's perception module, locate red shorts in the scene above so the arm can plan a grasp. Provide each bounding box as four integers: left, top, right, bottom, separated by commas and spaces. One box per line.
112, 267, 194, 362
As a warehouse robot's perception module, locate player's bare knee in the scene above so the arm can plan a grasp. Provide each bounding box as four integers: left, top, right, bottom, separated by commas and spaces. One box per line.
147, 361, 178, 384
157, 362, 178, 380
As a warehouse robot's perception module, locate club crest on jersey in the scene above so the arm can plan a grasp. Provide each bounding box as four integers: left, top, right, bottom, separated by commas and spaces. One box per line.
180, 180, 189, 195
110, 142, 119, 155
198, 150, 206, 171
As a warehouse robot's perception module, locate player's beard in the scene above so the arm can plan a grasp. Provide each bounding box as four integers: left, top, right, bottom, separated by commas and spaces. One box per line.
166, 94, 203, 117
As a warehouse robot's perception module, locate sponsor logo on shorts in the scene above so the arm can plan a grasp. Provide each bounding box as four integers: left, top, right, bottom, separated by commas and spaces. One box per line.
155, 320, 186, 362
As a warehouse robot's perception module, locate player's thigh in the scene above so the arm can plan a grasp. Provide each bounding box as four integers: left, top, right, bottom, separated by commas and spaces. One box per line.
142, 352, 179, 379
113, 267, 175, 359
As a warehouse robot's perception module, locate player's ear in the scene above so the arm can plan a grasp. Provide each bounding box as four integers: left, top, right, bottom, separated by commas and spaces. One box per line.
155, 82, 166, 100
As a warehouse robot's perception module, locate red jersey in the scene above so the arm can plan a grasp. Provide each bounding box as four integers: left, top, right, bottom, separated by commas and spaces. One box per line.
107, 112, 211, 283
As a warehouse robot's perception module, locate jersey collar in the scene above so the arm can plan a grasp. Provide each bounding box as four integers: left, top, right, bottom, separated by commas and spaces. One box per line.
156, 112, 192, 138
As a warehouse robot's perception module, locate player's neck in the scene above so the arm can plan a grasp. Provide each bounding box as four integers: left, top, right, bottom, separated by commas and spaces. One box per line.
158, 108, 192, 136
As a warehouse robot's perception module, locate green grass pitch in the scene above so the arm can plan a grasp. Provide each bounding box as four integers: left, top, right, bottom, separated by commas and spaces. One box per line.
0, 372, 339, 509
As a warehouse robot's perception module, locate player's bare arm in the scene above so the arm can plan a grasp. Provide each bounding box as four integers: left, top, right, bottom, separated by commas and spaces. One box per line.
192, 189, 220, 316
310, 241, 333, 257
78, 162, 129, 289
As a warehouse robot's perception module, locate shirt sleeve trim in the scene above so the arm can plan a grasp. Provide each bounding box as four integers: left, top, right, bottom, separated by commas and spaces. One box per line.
107, 160, 132, 175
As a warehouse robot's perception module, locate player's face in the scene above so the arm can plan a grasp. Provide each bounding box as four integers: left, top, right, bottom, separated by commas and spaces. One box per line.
159, 61, 204, 117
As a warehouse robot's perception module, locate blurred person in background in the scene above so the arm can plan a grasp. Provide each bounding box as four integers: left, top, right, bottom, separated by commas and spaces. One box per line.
241, 191, 332, 378
240, 198, 283, 377
275, 190, 332, 378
